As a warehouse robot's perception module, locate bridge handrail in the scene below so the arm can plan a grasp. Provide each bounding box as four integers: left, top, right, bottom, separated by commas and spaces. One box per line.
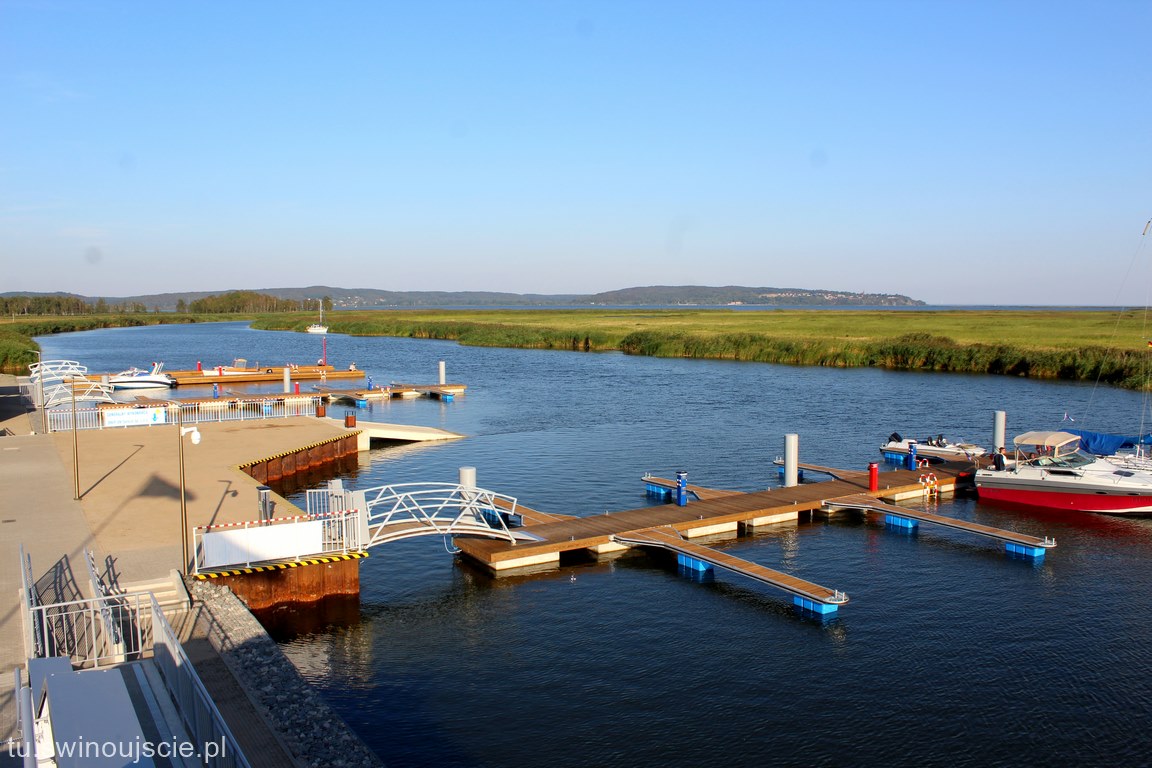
363, 482, 520, 546
28, 360, 87, 382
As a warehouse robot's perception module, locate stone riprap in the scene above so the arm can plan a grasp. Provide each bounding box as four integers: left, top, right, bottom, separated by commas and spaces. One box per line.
188, 580, 382, 768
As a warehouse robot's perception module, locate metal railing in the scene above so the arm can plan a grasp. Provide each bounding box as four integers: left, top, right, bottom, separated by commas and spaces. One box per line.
363, 482, 521, 547
18, 552, 250, 768
19, 544, 43, 661
193, 481, 524, 572
192, 508, 362, 573
25, 592, 153, 669
150, 595, 250, 768
43, 396, 322, 432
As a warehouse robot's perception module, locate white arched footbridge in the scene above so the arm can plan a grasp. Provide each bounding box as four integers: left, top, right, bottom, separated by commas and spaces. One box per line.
193, 479, 542, 573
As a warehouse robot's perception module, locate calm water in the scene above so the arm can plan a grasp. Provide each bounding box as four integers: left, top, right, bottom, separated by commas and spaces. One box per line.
39, 322, 1152, 767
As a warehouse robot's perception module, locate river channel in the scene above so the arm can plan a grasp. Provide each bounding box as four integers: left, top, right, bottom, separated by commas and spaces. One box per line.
38, 321, 1152, 767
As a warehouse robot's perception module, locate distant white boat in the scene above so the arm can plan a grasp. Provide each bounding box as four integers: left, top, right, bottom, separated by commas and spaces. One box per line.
109, 362, 177, 390
306, 304, 328, 334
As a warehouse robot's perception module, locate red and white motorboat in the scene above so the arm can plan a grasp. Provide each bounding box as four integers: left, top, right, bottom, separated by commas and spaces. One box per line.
974, 430, 1152, 515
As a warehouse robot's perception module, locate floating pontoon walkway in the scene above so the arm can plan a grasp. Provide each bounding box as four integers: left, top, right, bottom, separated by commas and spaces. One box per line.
642, 474, 742, 501
315, 383, 466, 405
775, 460, 871, 484
164, 366, 365, 386
613, 527, 848, 613
454, 463, 973, 573
825, 493, 1056, 555
389, 383, 467, 400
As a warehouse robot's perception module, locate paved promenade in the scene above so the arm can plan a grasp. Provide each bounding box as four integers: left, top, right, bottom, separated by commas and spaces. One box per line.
0, 374, 356, 748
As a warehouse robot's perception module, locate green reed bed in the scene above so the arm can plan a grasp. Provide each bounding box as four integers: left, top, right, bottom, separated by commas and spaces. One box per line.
9, 308, 1151, 388
250, 308, 1152, 389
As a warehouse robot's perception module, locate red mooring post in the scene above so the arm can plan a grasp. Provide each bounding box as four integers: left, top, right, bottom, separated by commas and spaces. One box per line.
868, 462, 879, 492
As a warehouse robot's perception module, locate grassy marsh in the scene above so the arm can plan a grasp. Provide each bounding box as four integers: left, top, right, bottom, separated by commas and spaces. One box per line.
6, 308, 1151, 389
253, 308, 1152, 389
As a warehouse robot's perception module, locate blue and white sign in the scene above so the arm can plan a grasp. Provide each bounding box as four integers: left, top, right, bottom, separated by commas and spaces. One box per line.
102, 407, 168, 428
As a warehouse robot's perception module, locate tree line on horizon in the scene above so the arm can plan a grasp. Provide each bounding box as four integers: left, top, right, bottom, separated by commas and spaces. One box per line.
2, 291, 331, 316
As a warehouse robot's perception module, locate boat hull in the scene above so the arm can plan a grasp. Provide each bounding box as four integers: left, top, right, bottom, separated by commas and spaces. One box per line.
880, 440, 985, 462
109, 377, 175, 390
976, 484, 1152, 515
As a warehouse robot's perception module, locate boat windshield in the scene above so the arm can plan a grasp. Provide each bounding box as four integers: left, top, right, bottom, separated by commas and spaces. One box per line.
1026, 450, 1095, 469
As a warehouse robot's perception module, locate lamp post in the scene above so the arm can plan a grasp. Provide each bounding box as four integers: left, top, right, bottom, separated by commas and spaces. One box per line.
71, 378, 80, 500
34, 350, 45, 432
176, 405, 201, 574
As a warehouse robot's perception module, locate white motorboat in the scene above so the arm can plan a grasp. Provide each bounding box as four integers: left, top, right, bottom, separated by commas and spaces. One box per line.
108, 362, 177, 389
880, 432, 987, 462
974, 430, 1152, 515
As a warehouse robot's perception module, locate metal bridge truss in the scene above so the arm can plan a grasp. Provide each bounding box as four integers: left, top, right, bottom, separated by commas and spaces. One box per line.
360, 482, 536, 548
26, 359, 115, 409
195, 481, 537, 573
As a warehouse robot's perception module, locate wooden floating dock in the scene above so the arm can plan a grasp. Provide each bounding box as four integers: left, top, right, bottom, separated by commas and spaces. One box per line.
165, 365, 364, 386
642, 474, 741, 501
456, 464, 966, 571
826, 493, 1056, 551
454, 461, 1054, 613
315, 383, 467, 405
614, 527, 848, 609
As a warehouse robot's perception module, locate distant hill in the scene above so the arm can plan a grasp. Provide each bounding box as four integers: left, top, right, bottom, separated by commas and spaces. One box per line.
585, 285, 922, 307
1, 285, 924, 310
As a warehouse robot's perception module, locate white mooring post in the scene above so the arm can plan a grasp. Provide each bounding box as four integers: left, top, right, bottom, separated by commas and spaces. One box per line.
439, 361, 447, 386
283, 366, 291, 393
993, 410, 1007, 454
784, 433, 799, 488
459, 466, 476, 490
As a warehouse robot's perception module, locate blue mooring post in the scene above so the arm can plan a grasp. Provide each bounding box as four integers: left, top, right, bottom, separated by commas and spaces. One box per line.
675, 470, 688, 507
906, 443, 917, 470
212, 383, 219, 399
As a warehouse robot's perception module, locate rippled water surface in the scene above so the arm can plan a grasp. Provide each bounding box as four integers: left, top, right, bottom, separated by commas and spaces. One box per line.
39, 322, 1152, 767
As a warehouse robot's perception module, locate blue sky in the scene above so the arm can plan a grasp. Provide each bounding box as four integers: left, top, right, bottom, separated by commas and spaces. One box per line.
2, 1, 1150, 304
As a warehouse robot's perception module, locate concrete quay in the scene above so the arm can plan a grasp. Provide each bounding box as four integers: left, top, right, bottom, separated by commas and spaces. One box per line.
0, 374, 385, 763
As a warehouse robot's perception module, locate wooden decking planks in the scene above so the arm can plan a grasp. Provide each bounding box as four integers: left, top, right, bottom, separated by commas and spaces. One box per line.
615, 527, 844, 603
454, 464, 971, 567
828, 493, 1055, 547
492, 496, 573, 525
642, 476, 743, 500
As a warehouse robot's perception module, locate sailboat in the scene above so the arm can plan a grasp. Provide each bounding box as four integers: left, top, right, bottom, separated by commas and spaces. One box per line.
306, 303, 328, 334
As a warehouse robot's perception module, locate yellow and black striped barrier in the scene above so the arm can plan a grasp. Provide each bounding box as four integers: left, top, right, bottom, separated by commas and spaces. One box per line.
235, 432, 363, 471
194, 551, 368, 579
